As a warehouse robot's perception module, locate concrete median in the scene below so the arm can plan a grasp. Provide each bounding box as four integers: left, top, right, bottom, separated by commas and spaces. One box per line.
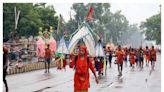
7, 62, 56, 75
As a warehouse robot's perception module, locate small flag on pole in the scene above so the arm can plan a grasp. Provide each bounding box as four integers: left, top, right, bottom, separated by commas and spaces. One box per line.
86, 6, 94, 21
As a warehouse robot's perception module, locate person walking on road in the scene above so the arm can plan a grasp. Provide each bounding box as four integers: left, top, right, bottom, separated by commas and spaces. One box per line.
3, 46, 9, 92
115, 45, 124, 76
129, 48, 135, 70
44, 44, 52, 73
106, 47, 113, 68
70, 45, 99, 92
144, 46, 150, 66
124, 47, 128, 67
138, 46, 144, 69
98, 57, 104, 76
150, 46, 156, 70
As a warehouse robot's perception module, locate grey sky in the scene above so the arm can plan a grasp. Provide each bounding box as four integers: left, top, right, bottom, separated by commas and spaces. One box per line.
51, 3, 160, 25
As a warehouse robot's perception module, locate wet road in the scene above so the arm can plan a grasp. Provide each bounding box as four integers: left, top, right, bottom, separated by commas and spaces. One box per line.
5, 54, 161, 92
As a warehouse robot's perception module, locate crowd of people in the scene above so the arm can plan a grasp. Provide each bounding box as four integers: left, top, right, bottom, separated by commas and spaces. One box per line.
3, 42, 158, 92
58, 44, 158, 92
104, 45, 157, 76
70, 44, 158, 92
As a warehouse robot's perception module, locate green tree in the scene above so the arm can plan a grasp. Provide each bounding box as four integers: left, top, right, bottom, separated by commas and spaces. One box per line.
3, 3, 58, 40
140, 12, 161, 45
66, 3, 129, 44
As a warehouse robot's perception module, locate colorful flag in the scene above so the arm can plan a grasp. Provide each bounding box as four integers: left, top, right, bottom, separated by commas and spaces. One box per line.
86, 6, 94, 21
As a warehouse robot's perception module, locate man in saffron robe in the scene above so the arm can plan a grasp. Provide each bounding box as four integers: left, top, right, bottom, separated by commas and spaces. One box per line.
129, 48, 135, 69
115, 45, 125, 76
70, 45, 99, 92
150, 46, 157, 70
144, 46, 150, 66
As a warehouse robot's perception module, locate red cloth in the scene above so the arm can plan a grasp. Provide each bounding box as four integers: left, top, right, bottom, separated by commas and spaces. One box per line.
116, 50, 124, 64
130, 51, 135, 64
99, 61, 103, 72
86, 6, 94, 21
150, 49, 156, 61
3, 47, 8, 54
144, 48, 150, 61
45, 48, 51, 58
71, 45, 96, 91
63, 59, 67, 68
69, 55, 76, 68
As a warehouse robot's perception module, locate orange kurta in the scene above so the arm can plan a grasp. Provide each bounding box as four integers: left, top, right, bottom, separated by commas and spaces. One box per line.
130, 51, 135, 64
144, 49, 150, 61
116, 50, 124, 64
150, 49, 157, 61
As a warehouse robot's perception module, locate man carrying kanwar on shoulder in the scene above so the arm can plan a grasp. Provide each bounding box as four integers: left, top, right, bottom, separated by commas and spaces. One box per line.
70, 45, 99, 92
115, 45, 125, 76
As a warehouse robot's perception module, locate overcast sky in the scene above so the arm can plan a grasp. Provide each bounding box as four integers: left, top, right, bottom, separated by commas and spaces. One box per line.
50, 3, 160, 25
